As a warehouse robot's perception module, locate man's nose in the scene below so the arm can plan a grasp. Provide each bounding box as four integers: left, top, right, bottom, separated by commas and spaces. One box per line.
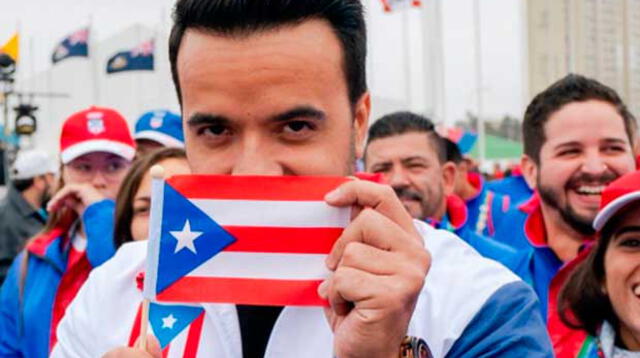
386, 166, 411, 187
231, 138, 284, 176
581, 151, 608, 176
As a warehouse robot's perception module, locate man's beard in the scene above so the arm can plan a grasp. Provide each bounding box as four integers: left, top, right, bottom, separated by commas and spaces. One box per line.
537, 171, 617, 236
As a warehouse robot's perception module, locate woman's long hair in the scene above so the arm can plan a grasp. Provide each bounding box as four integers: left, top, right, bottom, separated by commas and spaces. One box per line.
113, 148, 187, 248
558, 224, 618, 337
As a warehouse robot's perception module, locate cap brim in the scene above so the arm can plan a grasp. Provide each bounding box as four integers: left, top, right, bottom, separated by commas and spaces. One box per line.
593, 191, 640, 231
134, 130, 184, 148
61, 139, 136, 164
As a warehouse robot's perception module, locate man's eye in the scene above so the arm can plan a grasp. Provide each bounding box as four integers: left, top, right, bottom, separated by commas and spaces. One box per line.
283, 121, 313, 133
199, 124, 230, 136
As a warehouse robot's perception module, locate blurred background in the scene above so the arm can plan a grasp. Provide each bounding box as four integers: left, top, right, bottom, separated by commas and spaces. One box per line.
1, 0, 639, 182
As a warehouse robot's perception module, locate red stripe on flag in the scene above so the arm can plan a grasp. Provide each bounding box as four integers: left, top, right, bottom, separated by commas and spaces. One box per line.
157, 277, 327, 306
183, 312, 205, 358
167, 175, 349, 201
223, 226, 341, 254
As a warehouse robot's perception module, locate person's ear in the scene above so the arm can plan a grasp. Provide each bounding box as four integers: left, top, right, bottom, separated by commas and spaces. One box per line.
353, 92, 371, 160
442, 162, 457, 196
521, 154, 537, 190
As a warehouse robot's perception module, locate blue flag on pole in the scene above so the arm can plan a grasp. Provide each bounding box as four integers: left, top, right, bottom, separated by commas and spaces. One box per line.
106, 39, 154, 74
51, 28, 89, 64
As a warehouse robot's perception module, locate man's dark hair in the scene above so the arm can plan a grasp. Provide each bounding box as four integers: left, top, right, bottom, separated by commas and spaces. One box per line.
169, 0, 367, 106
443, 138, 463, 164
523, 73, 637, 164
365, 111, 446, 163
12, 178, 34, 192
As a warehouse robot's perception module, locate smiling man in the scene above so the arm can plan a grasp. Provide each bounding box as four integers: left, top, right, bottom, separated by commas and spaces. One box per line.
494, 74, 638, 321
53, 1, 551, 357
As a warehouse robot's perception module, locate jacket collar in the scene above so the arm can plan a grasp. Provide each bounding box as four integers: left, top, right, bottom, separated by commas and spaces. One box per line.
465, 172, 484, 202
427, 195, 468, 231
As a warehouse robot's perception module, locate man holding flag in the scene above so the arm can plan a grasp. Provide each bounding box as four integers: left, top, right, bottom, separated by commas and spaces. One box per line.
54, 0, 552, 357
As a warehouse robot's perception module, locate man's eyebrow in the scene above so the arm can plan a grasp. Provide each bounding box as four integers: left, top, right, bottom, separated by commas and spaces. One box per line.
601, 138, 629, 145
186, 112, 230, 126
268, 106, 326, 122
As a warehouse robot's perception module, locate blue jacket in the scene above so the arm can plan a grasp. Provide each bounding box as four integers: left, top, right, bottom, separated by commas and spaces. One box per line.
432, 195, 532, 282
492, 195, 593, 319
486, 174, 533, 206
0, 200, 116, 358
464, 173, 512, 237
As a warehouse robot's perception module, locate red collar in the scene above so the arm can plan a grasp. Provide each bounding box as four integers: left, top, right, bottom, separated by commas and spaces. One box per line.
466, 172, 483, 201
445, 195, 469, 230
26, 214, 76, 256
519, 194, 548, 247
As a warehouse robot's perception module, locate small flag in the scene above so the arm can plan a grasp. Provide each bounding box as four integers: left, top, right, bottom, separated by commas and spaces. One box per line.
106, 39, 154, 74
143, 175, 350, 306
446, 127, 478, 155
380, 0, 422, 12
52, 28, 89, 64
149, 303, 204, 349
1, 33, 19, 62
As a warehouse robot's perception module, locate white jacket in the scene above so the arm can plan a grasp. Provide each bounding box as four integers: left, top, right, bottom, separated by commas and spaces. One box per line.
52, 221, 552, 357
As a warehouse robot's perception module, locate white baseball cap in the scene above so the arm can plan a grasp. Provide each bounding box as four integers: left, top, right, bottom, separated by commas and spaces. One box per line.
11, 150, 58, 180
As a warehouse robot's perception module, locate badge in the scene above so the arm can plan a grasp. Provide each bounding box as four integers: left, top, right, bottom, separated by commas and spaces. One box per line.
86, 112, 106, 135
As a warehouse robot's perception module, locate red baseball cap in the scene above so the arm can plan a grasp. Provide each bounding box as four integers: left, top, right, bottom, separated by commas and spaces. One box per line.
593, 170, 640, 231
60, 106, 136, 164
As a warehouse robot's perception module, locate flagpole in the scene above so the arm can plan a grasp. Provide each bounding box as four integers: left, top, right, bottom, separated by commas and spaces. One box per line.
138, 299, 150, 349
420, 0, 433, 119
89, 16, 101, 105
473, 0, 485, 165
402, 9, 412, 109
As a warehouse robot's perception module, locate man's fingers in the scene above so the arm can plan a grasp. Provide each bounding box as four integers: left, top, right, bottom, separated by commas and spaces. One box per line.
326, 209, 423, 270
336, 241, 406, 275
325, 180, 415, 232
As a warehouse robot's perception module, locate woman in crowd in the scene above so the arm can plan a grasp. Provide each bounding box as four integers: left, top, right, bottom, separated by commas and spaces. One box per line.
0, 106, 136, 358
53, 147, 190, 357
559, 170, 640, 357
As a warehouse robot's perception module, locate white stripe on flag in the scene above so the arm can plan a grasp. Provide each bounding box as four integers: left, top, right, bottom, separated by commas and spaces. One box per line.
187, 252, 330, 280
190, 199, 350, 228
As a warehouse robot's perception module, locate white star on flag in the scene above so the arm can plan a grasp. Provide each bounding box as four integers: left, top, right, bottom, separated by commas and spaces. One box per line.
161, 313, 177, 329
170, 220, 203, 254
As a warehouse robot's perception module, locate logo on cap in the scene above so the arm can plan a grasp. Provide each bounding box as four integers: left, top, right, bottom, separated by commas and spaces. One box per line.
150, 115, 164, 129
86, 112, 106, 135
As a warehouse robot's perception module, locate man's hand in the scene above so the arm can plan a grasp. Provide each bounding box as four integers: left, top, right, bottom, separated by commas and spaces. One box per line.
102, 335, 161, 358
320, 180, 431, 358
46, 183, 106, 216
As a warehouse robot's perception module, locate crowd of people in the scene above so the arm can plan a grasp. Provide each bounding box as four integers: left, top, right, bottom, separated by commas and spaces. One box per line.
0, 0, 639, 357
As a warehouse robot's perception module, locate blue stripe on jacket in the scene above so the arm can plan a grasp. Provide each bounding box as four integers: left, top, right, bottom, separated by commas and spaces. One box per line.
446, 281, 553, 357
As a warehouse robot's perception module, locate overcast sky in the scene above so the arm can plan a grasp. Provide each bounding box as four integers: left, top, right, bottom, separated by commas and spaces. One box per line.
0, 0, 526, 123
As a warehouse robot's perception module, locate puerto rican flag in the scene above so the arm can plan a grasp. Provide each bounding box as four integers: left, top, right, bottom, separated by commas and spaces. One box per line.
143, 175, 350, 306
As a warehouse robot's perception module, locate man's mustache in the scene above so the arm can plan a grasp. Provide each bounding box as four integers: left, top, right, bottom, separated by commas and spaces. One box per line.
393, 187, 423, 201
566, 171, 618, 189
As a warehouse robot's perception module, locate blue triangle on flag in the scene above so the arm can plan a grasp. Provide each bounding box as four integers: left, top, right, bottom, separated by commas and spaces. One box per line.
149, 302, 204, 348
157, 182, 237, 293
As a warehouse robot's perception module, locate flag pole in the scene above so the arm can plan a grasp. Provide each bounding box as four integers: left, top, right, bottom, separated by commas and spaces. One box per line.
473, 0, 485, 165
138, 299, 150, 349
139, 164, 166, 350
